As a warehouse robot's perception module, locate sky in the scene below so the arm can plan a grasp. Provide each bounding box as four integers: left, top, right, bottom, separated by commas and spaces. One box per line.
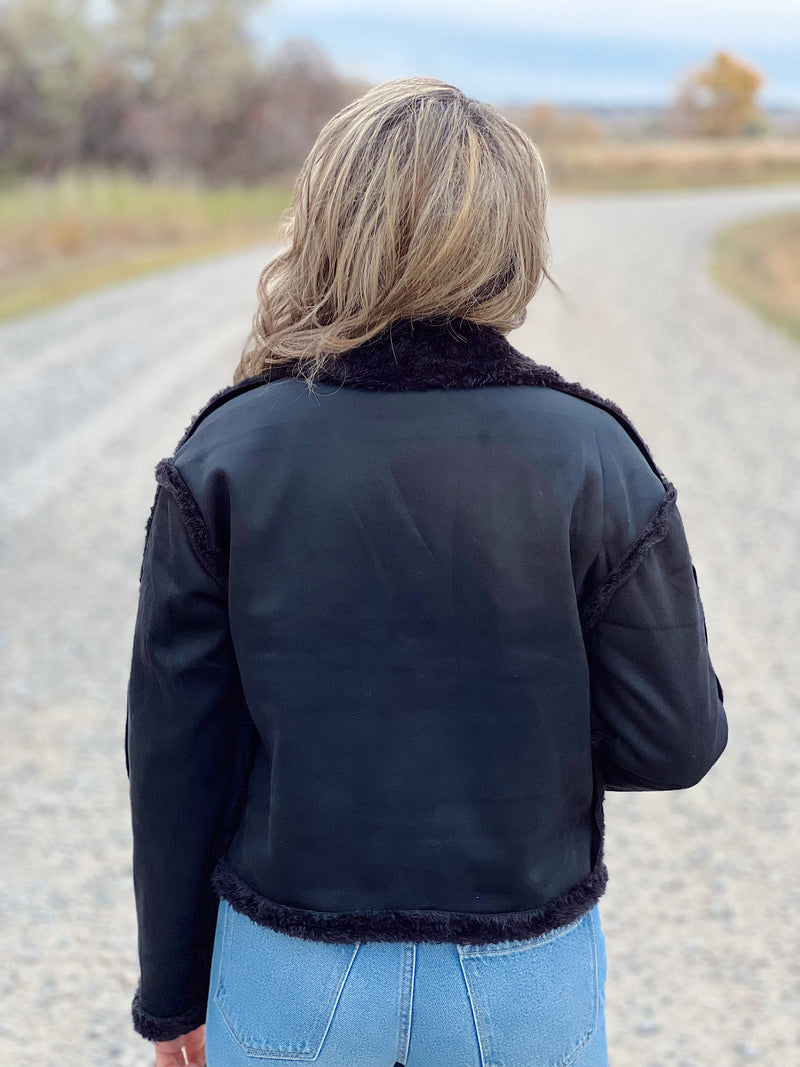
258, 0, 800, 107
272, 0, 799, 46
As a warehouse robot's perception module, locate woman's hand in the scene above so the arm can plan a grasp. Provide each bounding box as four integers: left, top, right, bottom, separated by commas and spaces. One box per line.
154, 1024, 206, 1066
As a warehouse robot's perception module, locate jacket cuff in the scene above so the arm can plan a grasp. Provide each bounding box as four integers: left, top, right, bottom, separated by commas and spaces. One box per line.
131, 983, 207, 1042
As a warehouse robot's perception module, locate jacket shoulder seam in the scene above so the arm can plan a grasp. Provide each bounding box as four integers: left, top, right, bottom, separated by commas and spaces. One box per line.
541, 381, 665, 482
580, 481, 677, 632
154, 457, 228, 591
505, 338, 667, 484
171, 373, 281, 454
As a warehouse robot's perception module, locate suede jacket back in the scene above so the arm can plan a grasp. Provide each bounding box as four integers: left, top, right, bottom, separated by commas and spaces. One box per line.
125, 319, 727, 1041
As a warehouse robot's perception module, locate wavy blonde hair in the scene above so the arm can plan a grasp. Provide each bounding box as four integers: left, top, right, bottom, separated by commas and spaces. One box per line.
233, 76, 553, 384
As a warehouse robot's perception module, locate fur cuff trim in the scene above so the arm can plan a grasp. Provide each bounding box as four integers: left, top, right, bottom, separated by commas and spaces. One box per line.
131, 982, 206, 1042
154, 457, 228, 590
210, 854, 608, 946
580, 481, 678, 632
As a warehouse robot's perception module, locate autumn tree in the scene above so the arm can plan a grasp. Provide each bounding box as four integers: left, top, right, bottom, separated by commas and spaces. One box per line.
0, 0, 363, 181
671, 51, 767, 137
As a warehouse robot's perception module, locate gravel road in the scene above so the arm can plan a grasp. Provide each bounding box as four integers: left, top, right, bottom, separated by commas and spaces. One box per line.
1, 184, 799, 1067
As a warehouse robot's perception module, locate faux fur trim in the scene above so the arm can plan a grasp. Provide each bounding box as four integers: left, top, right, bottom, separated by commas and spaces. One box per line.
170, 319, 668, 488
209, 853, 608, 946
154, 457, 228, 590
131, 982, 207, 1042
580, 482, 678, 633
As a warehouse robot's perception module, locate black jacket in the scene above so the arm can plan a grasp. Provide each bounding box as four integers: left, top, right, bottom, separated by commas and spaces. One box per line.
125, 319, 727, 1041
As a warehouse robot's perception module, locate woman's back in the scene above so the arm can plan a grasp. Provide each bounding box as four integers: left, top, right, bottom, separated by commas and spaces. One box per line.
130, 315, 724, 949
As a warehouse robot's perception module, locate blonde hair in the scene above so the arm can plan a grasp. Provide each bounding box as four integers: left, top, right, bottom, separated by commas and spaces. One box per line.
234, 76, 553, 384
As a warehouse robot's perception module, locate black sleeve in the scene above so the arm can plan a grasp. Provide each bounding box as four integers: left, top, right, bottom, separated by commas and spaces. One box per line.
582, 489, 727, 791
125, 467, 249, 1041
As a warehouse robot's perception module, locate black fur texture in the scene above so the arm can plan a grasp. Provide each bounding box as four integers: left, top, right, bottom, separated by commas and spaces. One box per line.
153, 457, 228, 589
171, 318, 668, 488
131, 981, 207, 1043
209, 852, 608, 946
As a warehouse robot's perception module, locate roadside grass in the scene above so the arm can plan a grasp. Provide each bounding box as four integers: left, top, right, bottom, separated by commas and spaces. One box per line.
542, 138, 800, 192
0, 169, 292, 321
2, 144, 800, 323
711, 212, 800, 345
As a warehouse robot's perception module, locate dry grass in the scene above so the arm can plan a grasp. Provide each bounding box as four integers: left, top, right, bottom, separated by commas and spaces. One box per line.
2, 145, 800, 322
0, 169, 292, 321
543, 138, 800, 192
711, 212, 800, 344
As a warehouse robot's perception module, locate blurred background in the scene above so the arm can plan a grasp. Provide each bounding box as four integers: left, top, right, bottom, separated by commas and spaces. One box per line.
1, 0, 798, 329
0, 2, 798, 1066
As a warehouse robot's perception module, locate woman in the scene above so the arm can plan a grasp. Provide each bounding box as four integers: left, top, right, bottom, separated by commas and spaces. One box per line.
125, 77, 727, 1067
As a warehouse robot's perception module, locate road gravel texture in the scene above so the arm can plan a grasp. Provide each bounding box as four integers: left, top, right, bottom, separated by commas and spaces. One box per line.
1, 185, 799, 1066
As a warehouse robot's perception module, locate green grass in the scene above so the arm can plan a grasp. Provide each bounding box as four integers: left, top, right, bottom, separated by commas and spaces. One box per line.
0, 168, 292, 231
0, 169, 292, 321
711, 212, 800, 344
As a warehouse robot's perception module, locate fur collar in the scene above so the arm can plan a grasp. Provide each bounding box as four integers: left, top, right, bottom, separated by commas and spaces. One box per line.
295, 318, 559, 391
173, 318, 666, 483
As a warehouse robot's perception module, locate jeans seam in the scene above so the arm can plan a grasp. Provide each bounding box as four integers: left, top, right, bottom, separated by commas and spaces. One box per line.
395, 943, 416, 1065
457, 909, 601, 1067
217, 899, 232, 996
552, 911, 600, 1067
457, 949, 488, 1067
212, 909, 360, 1060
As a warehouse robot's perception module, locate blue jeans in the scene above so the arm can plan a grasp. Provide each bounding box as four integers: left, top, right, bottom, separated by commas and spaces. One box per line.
205, 898, 608, 1066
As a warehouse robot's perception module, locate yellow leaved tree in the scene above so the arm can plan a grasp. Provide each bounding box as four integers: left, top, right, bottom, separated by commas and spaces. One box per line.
672, 52, 767, 137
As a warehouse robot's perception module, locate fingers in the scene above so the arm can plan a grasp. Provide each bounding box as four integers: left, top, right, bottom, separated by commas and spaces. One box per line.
183, 1024, 206, 1065
153, 1046, 188, 1067
153, 1048, 186, 1067
153, 1024, 206, 1067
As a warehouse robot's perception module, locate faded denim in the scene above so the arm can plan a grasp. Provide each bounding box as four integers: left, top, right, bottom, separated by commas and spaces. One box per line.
205, 898, 608, 1066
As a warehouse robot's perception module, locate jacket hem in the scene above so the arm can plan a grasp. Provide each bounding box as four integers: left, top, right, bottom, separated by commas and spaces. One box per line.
131, 983, 207, 1042
209, 854, 609, 945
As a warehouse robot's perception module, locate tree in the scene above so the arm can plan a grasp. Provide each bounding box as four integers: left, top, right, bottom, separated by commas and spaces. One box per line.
0, 0, 99, 175
0, 0, 363, 182
671, 51, 767, 138
217, 40, 366, 182
104, 0, 270, 174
